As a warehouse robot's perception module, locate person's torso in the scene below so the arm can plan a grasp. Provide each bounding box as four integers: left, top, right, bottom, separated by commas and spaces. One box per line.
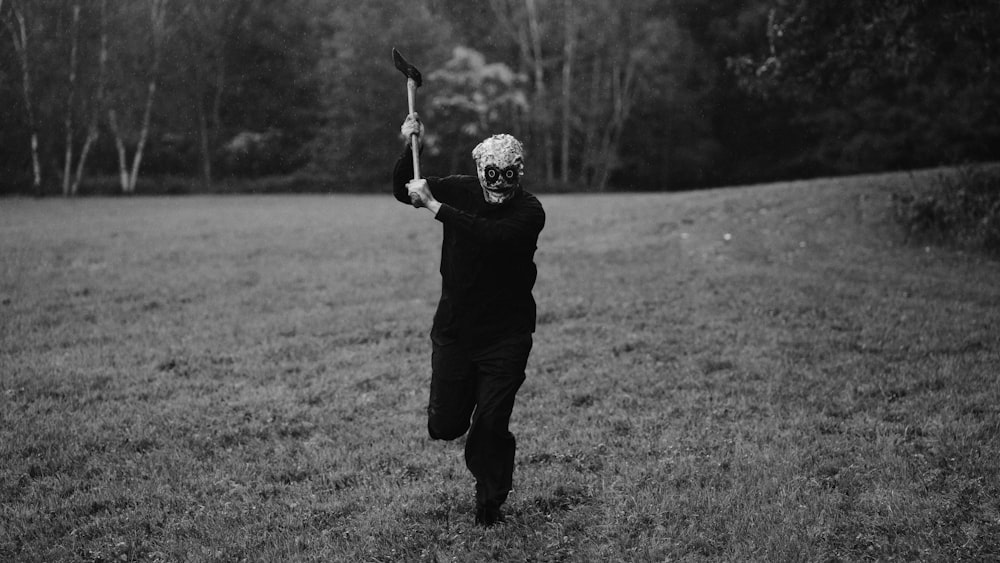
435, 178, 540, 339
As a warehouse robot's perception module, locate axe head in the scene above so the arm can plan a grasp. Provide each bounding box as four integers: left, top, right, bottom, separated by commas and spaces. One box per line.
392, 48, 422, 88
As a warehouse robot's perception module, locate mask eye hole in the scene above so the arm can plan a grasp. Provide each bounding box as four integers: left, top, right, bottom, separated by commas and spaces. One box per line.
486, 168, 498, 180
504, 169, 516, 179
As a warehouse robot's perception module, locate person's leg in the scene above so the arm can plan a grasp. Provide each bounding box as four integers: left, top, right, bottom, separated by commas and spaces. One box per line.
464, 333, 532, 525
427, 334, 477, 441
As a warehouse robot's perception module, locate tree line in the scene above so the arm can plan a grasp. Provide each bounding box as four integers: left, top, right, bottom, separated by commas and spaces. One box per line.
1, 0, 997, 196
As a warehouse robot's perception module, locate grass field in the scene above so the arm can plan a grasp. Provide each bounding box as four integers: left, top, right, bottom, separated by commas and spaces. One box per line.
2, 170, 998, 562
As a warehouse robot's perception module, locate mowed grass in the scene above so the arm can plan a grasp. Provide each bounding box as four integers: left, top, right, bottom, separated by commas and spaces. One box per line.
1, 170, 998, 562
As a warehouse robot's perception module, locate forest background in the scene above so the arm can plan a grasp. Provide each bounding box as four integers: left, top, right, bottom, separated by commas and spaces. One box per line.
1, 0, 998, 196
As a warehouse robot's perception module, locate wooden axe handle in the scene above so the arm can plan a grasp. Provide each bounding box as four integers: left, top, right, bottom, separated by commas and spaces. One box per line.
406, 78, 422, 207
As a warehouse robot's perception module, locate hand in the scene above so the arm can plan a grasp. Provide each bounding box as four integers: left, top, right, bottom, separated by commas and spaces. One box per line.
406, 179, 441, 214
400, 112, 423, 145
406, 179, 431, 207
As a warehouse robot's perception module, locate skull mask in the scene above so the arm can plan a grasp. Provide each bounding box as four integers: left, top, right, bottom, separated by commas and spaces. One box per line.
472, 134, 524, 204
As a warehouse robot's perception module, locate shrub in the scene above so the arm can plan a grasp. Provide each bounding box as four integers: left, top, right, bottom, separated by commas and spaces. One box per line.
893, 165, 1000, 255
76, 176, 199, 196
236, 173, 346, 194
73, 173, 350, 196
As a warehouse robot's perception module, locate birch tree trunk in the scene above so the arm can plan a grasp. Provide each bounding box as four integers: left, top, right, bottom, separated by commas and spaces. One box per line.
489, 0, 555, 184
6, 0, 42, 196
71, 0, 108, 196
182, 0, 255, 190
524, 0, 554, 184
128, 75, 158, 193
197, 101, 212, 189
61, 2, 81, 197
490, 0, 648, 191
198, 47, 226, 189
107, 109, 131, 192
579, 55, 603, 186
560, 0, 576, 185
107, 0, 168, 194
131, 0, 167, 193
594, 46, 638, 191
570, 5, 648, 191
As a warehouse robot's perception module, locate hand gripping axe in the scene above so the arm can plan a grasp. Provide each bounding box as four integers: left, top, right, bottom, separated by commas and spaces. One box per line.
392, 48, 423, 207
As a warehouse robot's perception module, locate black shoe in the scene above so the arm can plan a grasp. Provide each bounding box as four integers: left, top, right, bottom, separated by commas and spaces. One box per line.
475, 503, 505, 527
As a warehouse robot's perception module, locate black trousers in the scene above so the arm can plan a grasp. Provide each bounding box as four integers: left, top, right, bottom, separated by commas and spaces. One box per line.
427, 332, 532, 510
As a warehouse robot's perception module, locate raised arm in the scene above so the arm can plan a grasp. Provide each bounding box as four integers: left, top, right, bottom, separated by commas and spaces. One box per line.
434, 198, 545, 246
393, 144, 419, 204
393, 113, 424, 205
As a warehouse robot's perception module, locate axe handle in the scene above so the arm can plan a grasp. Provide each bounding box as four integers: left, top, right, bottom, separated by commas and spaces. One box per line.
406, 78, 421, 207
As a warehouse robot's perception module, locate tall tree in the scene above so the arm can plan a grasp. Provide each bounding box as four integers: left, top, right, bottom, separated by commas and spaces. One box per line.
484, 1, 676, 190
488, 0, 555, 184
210, 0, 325, 177
4, 0, 42, 195
69, 0, 108, 196
59, 0, 80, 196
175, 0, 257, 188
106, 0, 170, 194
309, 0, 452, 186
559, 0, 576, 185
427, 46, 529, 173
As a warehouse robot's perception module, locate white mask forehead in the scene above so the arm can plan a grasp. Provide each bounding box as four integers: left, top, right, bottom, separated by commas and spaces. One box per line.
473, 134, 524, 172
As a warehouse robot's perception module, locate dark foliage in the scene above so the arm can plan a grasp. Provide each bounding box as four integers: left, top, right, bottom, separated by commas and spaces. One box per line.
72, 172, 349, 196
1, 0, 996, 194
732, 0, 1000, 178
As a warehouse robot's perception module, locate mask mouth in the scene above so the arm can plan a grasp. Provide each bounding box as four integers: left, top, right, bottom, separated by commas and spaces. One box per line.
486, 184, 516, 196
481, 183, 517, 204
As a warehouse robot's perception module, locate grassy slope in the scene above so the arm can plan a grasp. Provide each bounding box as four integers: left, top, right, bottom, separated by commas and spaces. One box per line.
1, 170, 998, 562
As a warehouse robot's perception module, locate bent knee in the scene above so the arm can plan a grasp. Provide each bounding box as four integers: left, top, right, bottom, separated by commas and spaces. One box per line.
428, 418, 469, 441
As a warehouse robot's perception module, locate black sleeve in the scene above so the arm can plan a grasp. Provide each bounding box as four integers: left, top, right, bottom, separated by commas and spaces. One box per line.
392, 145, 466, 206
392, 145, 418, 204
434, 197, 545, 246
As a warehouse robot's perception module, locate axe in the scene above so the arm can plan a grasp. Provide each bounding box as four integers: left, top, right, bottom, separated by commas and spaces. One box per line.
392, 48, 423, 207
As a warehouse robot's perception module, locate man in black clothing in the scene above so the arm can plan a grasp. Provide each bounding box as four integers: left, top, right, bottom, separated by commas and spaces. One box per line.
393, 113, 545, 527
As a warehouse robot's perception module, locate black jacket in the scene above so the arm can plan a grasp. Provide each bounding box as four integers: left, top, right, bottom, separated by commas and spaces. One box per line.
393, 146, 545, 344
